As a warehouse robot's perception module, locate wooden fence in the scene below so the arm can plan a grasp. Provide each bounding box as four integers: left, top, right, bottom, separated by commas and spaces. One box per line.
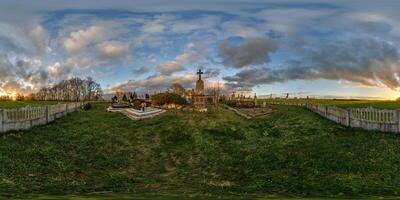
0, 102, 85, 133
267, 102, 400, 133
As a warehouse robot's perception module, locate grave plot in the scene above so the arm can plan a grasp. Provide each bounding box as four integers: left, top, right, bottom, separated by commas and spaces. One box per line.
107, 106, 165, 120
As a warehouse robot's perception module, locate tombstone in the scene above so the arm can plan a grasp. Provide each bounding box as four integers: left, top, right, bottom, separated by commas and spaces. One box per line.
122, 94, 128, 102
112, 95, 118, 103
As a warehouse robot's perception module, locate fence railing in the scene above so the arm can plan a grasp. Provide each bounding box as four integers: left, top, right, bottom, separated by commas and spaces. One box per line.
0, 102, 85, 133
267, 102, 400, 133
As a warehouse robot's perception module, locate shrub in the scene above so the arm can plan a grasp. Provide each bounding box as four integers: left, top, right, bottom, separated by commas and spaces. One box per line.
83, 103, 92, 110
132, 99, 147, 110
151, 92, 186, 106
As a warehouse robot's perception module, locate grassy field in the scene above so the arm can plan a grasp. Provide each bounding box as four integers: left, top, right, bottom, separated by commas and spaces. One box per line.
0, 101, 60, 109
1, 103, 400, 199
259, 99, 400, 109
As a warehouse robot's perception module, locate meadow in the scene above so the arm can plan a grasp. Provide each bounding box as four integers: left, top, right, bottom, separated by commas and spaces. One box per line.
1, 103, 400, 199
0, 101, 59, 109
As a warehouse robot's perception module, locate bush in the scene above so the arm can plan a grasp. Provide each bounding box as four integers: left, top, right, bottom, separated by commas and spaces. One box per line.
151, 92, 186, 106
83, 103, 92, 110
132, 99, 148, 110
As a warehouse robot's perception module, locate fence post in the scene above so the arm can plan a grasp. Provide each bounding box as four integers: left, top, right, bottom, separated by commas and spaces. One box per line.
325, 106, 328, 117
0, 109, 3, 133
397, 110, 400, 133
45, 106, 49, 123
346, 109, 351, 127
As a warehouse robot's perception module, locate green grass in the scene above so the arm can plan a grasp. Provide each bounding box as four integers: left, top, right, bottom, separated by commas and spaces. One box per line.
0, 101, 60, 109
259, 99, 400, 109
1, 103, 400, 199
5, 194, 400, 200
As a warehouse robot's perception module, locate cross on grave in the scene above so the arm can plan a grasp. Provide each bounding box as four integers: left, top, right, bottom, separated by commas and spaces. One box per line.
196, 69, 204, 80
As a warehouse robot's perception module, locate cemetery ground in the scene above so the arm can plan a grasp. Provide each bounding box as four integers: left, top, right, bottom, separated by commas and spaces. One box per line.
1, 102, 400, 199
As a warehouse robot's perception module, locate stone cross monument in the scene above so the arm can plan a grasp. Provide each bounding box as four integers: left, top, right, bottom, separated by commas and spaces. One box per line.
194, 69, 206, 108
195, 69, 204, 95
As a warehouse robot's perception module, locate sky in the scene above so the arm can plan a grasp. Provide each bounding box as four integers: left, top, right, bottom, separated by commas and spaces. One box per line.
0, 0, 400, 99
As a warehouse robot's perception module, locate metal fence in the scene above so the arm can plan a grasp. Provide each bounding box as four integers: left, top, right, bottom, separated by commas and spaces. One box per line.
0, 102, 85, 133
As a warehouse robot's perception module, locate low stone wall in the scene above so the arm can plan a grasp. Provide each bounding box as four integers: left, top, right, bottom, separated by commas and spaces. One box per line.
0, 102, 85, 133
107, 107, 165, 120
224, 105, 251, 119
268, 102, 400, 133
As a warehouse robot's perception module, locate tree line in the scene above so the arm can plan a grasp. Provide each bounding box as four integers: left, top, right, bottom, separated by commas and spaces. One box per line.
0, 77, 102, 102
35, 77, 102, 101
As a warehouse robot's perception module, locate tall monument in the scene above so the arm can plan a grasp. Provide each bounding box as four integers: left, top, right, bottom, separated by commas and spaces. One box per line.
194, 69, 206, 108
195, 69, 204, 95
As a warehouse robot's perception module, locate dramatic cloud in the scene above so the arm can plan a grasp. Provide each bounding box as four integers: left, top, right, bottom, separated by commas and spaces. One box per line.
0, 20, 50, 94
224, 37, 400, 90
219, 38, 278, 68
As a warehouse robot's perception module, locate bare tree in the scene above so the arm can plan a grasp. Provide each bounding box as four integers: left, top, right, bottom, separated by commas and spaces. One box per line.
35, 77, 102, 101
170, 83, 186, 96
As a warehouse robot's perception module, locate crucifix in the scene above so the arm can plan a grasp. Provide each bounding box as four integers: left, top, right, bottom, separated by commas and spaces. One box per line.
196, 69, 204, 80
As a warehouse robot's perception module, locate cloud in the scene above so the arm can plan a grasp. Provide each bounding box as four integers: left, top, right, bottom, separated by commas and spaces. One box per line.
141, 15, 173, 33
133, 66, 151, 75
0, 20, 50, 93
287, 37, 400, 89
204, 68, 221, 78
28, 24, 49, 54
255, 8, 337, 35
97, 41, 129, 60
156, 60, 184, 75
1, 80, 34, 94
63, 21, 123, 54
219, 38, 278, 68
48, 62, 73, 78
106, 73, 196, 93
224, 37, 400, 90
175, 52, 198, 63
221, 21, 265, 38
170, 15, 221, 34
175, 43, 200, 63
0, 55, 49, 93
63, 25, 102, 53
